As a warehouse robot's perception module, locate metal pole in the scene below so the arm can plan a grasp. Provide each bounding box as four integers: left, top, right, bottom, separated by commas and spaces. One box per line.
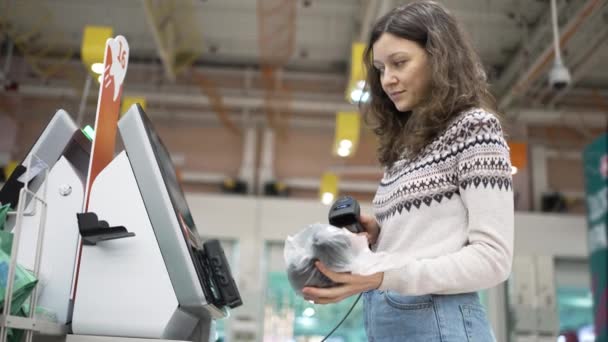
1, 0, 15, 82
1, 39, 13, 81
77, 74, 93, 126
0, 187, 27, 342
24, 167, 49, 342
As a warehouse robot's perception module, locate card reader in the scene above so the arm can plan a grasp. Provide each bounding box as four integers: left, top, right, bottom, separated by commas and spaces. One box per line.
200, 240, 243, 309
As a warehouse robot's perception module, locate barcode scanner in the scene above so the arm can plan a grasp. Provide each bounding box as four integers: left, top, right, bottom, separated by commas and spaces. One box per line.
328, 196, 364, 234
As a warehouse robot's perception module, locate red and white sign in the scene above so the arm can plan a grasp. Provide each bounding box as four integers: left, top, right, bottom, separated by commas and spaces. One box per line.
72, 35, 130, 299
84, 35, 130, 206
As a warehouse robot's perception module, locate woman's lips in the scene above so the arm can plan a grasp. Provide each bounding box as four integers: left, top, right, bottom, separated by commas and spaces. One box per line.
389, 90, 405, 99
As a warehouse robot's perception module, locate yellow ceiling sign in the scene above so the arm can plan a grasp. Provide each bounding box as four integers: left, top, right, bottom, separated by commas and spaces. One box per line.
334, 112, 360, 158
121, 96, 147, 116
81, 26, 113, 74
319, 172, 339, 205
346, 42, 368, 103
3, 161, 18, 180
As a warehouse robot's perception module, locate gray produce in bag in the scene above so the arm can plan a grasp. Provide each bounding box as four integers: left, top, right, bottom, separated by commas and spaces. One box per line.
284, 223, 392, 296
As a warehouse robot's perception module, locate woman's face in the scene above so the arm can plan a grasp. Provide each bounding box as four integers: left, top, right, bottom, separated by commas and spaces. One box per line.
372, 32, 431, 112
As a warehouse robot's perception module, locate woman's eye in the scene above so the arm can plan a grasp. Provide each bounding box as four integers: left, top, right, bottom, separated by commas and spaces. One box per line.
394, 60, 406, 67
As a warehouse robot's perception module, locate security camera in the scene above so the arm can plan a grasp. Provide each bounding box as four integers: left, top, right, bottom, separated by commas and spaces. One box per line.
548, 61, 571, 90
547, 0, 572, 91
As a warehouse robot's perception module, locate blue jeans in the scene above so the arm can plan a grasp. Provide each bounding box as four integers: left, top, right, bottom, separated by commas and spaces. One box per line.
363, 290, 496, 341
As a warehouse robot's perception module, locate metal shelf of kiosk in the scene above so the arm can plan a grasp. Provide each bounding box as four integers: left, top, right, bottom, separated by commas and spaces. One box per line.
0, 110, 83, 340
118, 104, 242, 318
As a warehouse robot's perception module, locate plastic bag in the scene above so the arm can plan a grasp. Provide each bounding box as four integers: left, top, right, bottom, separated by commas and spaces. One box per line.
0, 203, 9, 231
0, 228, 38, 342
284, 223, 391, 295
0, 230, 38, 313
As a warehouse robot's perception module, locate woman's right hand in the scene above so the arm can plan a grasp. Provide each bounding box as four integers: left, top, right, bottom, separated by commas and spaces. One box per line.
359, 213, 381, 245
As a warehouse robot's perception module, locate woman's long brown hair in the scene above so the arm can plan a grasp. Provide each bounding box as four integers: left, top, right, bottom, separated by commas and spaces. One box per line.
363, 1, 498, 167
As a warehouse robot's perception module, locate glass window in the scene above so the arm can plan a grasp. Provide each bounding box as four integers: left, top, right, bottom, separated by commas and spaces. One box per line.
557, 287, 594, 333
555, 259, 595, 341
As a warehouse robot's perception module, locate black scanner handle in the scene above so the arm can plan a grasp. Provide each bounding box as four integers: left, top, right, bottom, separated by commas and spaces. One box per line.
328, 196, 365, 233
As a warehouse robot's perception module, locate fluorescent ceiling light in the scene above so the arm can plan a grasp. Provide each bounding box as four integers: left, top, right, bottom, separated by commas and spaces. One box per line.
91, 62, 104, 74
321, 192, 334, 205
339, 139, 353, 149
337, 146, 351, 157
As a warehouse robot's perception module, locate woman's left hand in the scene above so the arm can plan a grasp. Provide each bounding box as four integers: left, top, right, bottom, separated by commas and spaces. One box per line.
301, 261, 383, 304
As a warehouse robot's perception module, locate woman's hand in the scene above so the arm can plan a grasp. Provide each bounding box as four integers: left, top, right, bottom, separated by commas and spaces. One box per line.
359, 213, 381, 245
301, 261, 383, 304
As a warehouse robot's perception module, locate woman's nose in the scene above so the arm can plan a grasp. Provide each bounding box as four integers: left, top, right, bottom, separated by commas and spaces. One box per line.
381, 70, 397, 89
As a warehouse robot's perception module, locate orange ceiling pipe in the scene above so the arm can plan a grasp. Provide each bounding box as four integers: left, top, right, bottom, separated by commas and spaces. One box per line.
257, 0, 296, 136
257, 0, 296, 65
193, 71, 241, 136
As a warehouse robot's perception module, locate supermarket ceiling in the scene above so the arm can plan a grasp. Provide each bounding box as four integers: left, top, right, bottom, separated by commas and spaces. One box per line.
1, 0, 607, 127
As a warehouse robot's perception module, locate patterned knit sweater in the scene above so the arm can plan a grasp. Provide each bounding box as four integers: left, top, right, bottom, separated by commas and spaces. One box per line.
372, 108, 514, 295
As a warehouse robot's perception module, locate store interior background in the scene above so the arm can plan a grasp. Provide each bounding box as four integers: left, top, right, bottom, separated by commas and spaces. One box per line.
0, 0, 606, 341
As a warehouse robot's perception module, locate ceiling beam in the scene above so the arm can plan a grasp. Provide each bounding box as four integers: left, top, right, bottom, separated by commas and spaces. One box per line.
283, 177, 378, 193
493, 1, 566, 96
497, 0, 606, 110
17, 83, 358, 114
142, 0, 177, 82
9, 55, 348, 86
507, 108, 607, 127
15, 82, 607, 128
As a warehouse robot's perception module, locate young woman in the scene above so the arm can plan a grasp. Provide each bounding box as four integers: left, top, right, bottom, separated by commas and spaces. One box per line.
302, 1, 514, 341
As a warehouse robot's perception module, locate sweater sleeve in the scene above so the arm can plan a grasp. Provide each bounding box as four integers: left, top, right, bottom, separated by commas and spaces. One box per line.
379, 111, 514, 295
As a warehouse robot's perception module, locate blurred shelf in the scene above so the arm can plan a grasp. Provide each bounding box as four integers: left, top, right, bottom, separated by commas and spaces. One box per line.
0, 314, 67, 335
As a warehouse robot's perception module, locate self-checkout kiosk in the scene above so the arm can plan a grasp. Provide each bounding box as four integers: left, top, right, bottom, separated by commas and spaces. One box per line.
0, 106, 242, 341
72, 104, 241, 340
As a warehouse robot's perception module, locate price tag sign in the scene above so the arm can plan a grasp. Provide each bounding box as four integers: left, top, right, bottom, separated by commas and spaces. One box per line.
73, 35, 130, 299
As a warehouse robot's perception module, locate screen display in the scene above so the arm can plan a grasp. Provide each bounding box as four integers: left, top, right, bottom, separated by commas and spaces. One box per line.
138, 111, 202, 251
132, 107, 224, 306
120, 104, 240, 315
